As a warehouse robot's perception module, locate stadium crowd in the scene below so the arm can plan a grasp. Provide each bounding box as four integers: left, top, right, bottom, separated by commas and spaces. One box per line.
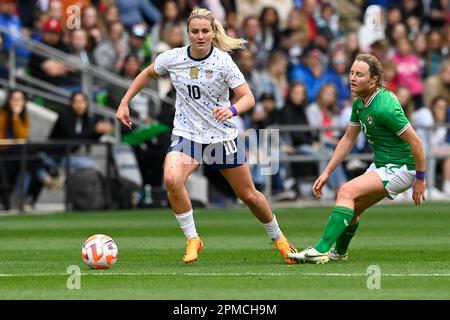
0, 0, 450, 209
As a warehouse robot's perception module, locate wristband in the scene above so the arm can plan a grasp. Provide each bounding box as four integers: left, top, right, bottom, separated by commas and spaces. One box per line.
416, 171, 425, 180
228, 105, 238, 117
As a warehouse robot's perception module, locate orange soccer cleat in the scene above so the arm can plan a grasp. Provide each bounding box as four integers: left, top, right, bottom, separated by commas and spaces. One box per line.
273, 234, 300, 264
183, 237, 203, 263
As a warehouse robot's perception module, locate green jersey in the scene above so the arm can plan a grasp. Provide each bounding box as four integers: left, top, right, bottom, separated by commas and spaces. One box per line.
349, 88, 415, 170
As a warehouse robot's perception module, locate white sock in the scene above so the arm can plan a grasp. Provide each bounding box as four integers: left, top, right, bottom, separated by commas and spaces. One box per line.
262, 214, 282, 241
443, 180, 450, 194
175, 209, 198, 239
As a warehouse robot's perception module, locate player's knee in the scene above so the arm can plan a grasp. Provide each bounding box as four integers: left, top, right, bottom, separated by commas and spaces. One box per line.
164, 171, 182, 191
238, 189, 259, 206
336, 183, 357, 201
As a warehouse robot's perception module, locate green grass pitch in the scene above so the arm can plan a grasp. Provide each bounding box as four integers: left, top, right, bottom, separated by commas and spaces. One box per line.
0, 203, 449, 299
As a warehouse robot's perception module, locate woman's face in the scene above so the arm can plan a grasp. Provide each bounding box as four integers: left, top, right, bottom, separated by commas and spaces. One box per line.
124, 57, 139, 77
320, 86, 337, 107
188, 18, 214, 53
432, 98, 449, 123
289, 84, 306, 105
395, 87, 411, 107
164, 1, 179, 21
9, 91, 26, 115
72, 94, 88, 116
349, 60, 378, 96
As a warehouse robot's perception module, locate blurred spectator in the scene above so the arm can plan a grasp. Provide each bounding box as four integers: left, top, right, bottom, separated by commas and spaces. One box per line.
109, 54, 153, 123
93, 20, 128, 72
392, 37, 424, 109
150, 0, 188, 49
0, 89, 29, 209
250, 92, 278, 130
273, 28, 301, 65
286, 9, 310, 50
369, 38, 390, 62
334, 0, 363, 34
152, 22, 185, 62
234, 48, 277, 118
103, 4, 120, 26
382, 59, 398, 92
25, 91, 114, 207
358, 5, 386, 52
0, 89, 29, 141
396, 86, 433, 148
262, 50, 289, 109
259, 6, 280, 53
278, 82, 319, 193
428, 0, 449, 29
47, 0, 63, 21
430, 96, 450, 196
81, 5, 107, 46
424, 58, 450, 107
289, 45, 329, 103
115, 0, 161, 29
68, 28, 93, 65
387, 21, 408, 47
236, 0, 293, 29
399, 0, 424, 28
240, 15, 265, 68
128, 24, 152, 67
424, 29, 449, 77
324, 46, 351, 109
385, 5, 403, 38
248, 92, 287, 195
0, 0, 30, 72
28, 17, 80, 89
306, 83, 347, 190
315, 2, 339, 38
298, 0, 318, 43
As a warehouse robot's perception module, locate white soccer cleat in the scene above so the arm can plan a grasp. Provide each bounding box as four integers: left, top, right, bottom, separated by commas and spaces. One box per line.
328, 248, 348, 261
287, 247, 329, 264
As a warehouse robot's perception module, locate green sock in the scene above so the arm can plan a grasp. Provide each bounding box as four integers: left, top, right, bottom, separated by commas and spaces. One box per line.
314, 206, 354, 254
335, 221, 359, 255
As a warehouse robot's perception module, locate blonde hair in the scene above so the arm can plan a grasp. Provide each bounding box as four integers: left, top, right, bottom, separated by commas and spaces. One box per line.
187, 8, 247, 52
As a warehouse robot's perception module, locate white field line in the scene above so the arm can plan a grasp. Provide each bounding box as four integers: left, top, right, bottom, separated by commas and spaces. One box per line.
1, 272, 450, 278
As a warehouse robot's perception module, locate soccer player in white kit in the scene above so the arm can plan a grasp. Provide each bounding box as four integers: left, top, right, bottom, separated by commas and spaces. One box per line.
116, 8, 299, 264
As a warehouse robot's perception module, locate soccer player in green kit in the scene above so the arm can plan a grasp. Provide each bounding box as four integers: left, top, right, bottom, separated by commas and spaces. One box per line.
288, 53, 427, 264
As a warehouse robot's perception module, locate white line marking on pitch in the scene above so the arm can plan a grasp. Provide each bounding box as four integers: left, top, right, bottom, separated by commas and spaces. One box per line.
1, 272, 449, 277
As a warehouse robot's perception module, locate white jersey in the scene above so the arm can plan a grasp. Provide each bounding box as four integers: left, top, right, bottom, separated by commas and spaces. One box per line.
154, 46, 245, 144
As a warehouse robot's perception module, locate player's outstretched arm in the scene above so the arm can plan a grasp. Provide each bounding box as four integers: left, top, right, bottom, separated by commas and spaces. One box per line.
116, 63, 159, 129
399, 126, 427, 205
312, 125, 361, 198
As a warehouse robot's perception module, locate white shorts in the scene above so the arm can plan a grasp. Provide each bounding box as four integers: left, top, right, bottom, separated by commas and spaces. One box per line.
366, 163, 415, 199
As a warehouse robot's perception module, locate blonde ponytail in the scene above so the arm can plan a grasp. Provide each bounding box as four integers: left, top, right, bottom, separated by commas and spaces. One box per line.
187, 8, 247, 52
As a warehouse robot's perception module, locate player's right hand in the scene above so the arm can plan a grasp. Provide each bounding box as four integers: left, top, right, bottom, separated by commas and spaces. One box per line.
116, 103, 132, 130
312, 172, 330, 198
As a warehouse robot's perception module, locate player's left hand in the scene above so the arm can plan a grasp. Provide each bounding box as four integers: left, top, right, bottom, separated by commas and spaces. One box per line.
212, 107, 233, 123
412, 179, 426, 205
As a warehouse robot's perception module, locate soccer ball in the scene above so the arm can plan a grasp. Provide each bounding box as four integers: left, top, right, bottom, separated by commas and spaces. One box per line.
81, 234, 119, 269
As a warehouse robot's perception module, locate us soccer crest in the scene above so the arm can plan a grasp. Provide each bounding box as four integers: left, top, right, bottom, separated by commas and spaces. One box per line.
205, 70, 213, 80
189, 66, 199, 79
367, 115, 374, 126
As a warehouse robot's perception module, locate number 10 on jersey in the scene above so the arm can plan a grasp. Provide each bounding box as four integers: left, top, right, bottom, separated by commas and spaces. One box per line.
187, 85, 201, 100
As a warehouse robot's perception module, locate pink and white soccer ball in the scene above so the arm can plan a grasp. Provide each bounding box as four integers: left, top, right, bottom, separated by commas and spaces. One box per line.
82, 234, 119, 269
